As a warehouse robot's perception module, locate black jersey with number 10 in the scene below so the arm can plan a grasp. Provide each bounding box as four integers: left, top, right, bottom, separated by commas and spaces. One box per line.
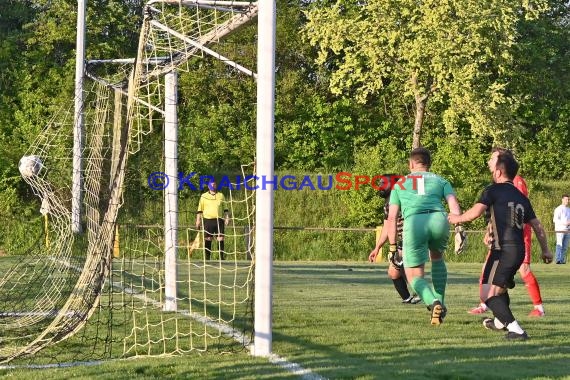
479, 182, 537, 250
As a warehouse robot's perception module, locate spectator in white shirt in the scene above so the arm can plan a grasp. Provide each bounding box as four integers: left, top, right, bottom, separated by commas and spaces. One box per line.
553, 195, 570, 264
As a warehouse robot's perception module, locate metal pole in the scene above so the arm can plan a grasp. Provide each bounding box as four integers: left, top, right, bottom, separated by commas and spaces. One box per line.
163, 70, 178, 311
72, 0, 86, 233
253, 0, 276, 357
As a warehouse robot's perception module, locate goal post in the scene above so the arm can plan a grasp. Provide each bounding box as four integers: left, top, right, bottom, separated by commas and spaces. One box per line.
72, 0, 87, 233
253, 0, 276, 357
164, 70, 178, 312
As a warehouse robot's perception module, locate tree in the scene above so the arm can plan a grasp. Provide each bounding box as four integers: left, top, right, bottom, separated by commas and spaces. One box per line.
304, 0, 549, 148
508, 0, 570, 178
273, 0, 370, 171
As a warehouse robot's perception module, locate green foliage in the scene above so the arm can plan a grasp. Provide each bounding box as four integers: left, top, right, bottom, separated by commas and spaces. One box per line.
0, 212, 44, 256
426, 135, 491, 230
177, 58, 257, 174
303, 0, 552, 145
519, 125, 570, 179
335, 144, 407, 227
506, 1, 570, 178
277, 97, 362, 170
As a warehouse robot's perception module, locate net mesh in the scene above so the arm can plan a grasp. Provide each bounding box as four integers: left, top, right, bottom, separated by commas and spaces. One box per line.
0, 0, 258, 365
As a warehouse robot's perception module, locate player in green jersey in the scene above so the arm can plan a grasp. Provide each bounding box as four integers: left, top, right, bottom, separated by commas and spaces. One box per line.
387, 148, 462, 325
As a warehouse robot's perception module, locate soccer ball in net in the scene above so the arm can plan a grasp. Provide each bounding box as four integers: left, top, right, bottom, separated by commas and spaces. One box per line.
18, 155, 43, 178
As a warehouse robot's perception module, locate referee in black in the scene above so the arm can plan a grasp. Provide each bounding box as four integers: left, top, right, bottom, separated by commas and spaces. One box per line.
196, 181, 229, 260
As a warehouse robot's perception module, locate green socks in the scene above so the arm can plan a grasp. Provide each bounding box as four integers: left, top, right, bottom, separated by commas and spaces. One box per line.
411, 277, 437, 306
431, 259, 447, 305
410, 260, 447, 307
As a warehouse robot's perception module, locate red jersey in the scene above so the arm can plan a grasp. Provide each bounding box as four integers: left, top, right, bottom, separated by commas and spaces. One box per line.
513, 175, 532, 258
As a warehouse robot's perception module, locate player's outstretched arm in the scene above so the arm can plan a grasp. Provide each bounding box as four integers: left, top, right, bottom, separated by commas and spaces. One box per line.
446, 194, 462, 216
369, 221, 389, 262
529, 218, 554, 264
448, 203, 487, 225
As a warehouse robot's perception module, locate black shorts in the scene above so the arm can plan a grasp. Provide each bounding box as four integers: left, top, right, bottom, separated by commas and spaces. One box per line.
203, 218, 225, 238
481, 244, 524, 289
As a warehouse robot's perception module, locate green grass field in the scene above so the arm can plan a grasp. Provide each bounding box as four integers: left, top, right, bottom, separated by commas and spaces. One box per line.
2, 261, 570, 379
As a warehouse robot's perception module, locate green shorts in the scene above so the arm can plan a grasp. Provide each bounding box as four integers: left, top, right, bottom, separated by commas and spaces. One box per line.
402, 212, 450, 268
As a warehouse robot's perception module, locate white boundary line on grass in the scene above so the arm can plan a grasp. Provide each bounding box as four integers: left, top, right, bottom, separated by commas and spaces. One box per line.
112, 272, 326, 379
268, 353, 327, 380
2, 257, 325, 379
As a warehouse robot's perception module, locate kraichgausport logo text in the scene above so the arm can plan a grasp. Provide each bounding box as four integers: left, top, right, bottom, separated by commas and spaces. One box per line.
147, 172, 422, 191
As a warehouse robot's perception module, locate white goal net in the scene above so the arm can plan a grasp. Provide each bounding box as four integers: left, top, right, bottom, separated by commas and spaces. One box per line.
0, 0, 259, 365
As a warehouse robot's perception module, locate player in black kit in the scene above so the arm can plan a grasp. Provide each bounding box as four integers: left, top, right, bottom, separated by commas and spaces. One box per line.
448, 150, 552, 340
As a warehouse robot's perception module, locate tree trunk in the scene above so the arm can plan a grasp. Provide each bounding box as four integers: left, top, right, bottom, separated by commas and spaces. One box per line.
412, 95, 427, 149
410, 72, 434, 149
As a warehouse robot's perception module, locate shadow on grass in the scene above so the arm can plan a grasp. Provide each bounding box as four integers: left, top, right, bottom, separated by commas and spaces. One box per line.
270, 329, 570, 380
268, 261, 570, 379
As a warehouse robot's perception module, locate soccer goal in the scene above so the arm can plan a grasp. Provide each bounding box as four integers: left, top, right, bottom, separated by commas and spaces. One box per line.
0, 0, 275, 365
